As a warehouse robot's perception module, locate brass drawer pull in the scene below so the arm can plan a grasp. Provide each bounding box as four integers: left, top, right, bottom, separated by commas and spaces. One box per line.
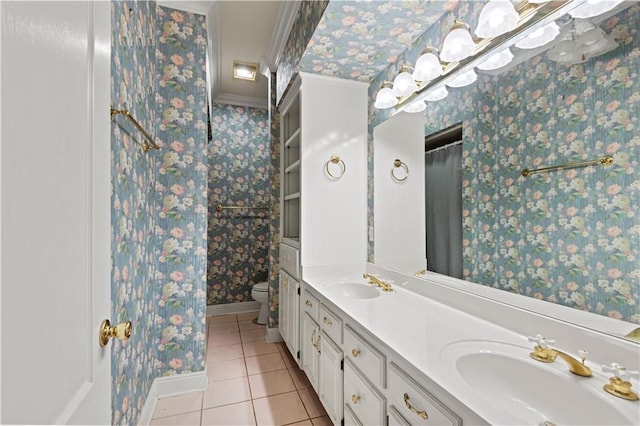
323, 316, 333, 327
316, 333, 321, 354
352, 394, 360, 404
404, 393, 428, 419
311, 329, 317, 348
352, 348, 360, 358
305, 300, 313, 307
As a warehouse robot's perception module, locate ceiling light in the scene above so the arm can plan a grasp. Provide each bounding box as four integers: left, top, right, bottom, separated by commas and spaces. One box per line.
578, 27, 610, 53
441, 21, 476, 63
475, 0, 520, 38
569, 0, 623, 19
392, 65, 418, 98
374, 81, 398, 109
515, 21, 560, 49
404, 99, 426, 113
413, 46, 443, 82
447, 69, 477, 88
547, 39, 582, 64
424, 86, 449, 101
477, 47, 514, 70
233, 61, 258, 81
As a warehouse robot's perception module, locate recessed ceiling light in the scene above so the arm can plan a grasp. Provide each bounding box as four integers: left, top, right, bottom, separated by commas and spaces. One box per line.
233, 61, 258, 81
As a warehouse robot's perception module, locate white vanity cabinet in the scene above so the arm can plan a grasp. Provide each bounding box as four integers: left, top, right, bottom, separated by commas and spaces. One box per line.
279, 244, 300, 366
301, 311, 320, 391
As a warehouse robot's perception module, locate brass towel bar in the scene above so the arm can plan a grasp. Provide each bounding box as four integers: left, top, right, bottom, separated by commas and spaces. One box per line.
216, 205, 269, 212
521, 156, 614, 177
110, 107, 160, 152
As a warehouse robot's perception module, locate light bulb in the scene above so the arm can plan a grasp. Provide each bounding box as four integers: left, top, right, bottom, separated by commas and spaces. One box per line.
447, 69, 477, 88
477, 48, 513, 70
392, 65, 418, 98
404, 99, 426, 113
441, 21, 476, 63
515, 21, 560, 49
374, 82, 397, 109
475, 0, 520, 38
424, 86, 448, 101
413, 47, 443, 82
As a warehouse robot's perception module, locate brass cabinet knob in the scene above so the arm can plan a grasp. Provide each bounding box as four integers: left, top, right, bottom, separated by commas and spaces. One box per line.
352, 348, 360, 358
352, 394, 360, 404
305, 300, 312, 307
323, 317, 332, 327
99, 319, 132, 347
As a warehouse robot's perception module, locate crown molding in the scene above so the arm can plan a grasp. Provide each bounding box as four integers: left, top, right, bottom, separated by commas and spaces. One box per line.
214, 93, 268, 109
265, 0, 301, 72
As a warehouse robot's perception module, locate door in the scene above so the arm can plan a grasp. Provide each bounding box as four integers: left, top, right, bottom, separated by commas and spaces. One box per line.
286, 272, 300, 363
301, 312, 319, 392
318, 332, 343, 425
1, 2, 111, 424
278, 271, 290, 349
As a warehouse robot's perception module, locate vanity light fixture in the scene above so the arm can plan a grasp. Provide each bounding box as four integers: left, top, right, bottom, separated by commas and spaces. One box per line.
477, 47, 514, 70
374, 81, 398, 109
440, 20, 476, 63
475, 0, 520, 38
413, 46, 443, 82
569, 0, 624, 19
392, 65, 418, 98
404, 99, 426, 113
424, 86, 448, 101
446, 69, 477, 88
515, 21, 560, 49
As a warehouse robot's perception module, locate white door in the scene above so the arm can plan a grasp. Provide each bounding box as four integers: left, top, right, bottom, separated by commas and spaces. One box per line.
1, 2, 111, 424
318, 333, 343, 425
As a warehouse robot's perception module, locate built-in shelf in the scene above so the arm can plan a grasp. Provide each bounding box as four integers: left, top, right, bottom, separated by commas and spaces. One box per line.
285, 160, 300, 174
285, 129, 301, 149
284, 192, 301, 201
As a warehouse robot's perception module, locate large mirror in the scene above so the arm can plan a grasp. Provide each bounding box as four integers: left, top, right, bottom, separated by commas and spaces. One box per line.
373, 3, 639, 341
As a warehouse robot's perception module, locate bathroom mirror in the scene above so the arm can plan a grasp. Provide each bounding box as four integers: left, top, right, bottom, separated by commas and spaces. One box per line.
373, 3, 640, 341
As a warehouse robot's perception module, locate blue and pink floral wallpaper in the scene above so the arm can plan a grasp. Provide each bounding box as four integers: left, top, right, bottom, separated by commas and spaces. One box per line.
276, 0, 329, 104
153, 5, 208, 377
111, 2, 208, 424
366, 3, 639, 323
207, 104, 271, 306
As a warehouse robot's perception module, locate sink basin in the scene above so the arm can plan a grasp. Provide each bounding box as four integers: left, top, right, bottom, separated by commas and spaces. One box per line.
441, 341, 638, 425
326, 282, 380, 299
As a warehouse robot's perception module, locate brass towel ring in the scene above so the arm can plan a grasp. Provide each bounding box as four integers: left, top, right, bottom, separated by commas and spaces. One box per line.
391, 159, 409, 182
325, 155, 346, 179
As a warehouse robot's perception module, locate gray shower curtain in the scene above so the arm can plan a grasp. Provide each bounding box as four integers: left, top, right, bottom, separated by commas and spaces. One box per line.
425, 143, 463, 278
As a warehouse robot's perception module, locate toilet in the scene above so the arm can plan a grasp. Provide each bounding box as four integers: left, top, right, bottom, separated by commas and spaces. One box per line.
251, 282, 269, 325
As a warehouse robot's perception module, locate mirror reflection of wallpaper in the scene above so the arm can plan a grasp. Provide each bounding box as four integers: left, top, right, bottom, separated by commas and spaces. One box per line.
207, 105, 271, 306
423, 6, 639, 323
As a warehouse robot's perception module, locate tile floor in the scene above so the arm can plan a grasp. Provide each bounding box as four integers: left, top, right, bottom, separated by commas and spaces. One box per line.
151, 312, 330, 426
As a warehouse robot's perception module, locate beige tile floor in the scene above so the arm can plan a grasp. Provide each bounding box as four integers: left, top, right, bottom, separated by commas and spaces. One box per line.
151, 312, 331, 426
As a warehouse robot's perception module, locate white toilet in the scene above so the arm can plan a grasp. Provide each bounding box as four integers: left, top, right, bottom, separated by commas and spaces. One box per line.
251, 282, 269, 325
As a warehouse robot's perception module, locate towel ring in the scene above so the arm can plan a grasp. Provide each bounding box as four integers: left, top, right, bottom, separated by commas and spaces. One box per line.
325, 155, 346, 179
391, 159, 409, 182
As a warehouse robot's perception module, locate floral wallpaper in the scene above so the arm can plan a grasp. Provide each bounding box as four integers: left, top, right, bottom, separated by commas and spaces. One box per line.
207, 104, 271, 306
111, 2, 208, 424
298, 0, 449, 82
367, 3, 640, 323
276, 0, 329, 105
153, 5, 209, 377
111, 1, 158, 424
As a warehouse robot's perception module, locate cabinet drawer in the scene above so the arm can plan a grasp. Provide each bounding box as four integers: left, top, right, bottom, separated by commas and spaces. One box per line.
301, 288, 319, 320
279, 243, 299, 278
319, 304, 342, 344
344, 359, 385, 426
388, 362, 461, 426
344, 324, 386, 388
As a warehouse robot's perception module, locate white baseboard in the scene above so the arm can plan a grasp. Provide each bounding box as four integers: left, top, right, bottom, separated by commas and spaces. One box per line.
137, 370, 208, 426
265, 327, 283, 343
207, 301, 260, 316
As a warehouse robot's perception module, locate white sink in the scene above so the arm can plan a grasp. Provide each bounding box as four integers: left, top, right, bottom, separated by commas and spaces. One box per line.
327, 282, 380, 299
440, 340, 639, 425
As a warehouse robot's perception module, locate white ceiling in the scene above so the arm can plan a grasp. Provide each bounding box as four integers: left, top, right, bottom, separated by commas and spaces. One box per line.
158, 0, 294, 108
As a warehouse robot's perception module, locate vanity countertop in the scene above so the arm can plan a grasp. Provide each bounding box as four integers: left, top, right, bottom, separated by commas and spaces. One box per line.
301, 263, 640, 426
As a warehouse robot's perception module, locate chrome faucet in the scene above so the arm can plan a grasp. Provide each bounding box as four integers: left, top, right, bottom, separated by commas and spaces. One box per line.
528, 335, 592, 377
362, 273, 393, 292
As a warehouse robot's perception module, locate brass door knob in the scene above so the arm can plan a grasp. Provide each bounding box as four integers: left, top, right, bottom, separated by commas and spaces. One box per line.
352, 348, 360, 358
99, 319, 132, 347
352, 394, 360, 404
